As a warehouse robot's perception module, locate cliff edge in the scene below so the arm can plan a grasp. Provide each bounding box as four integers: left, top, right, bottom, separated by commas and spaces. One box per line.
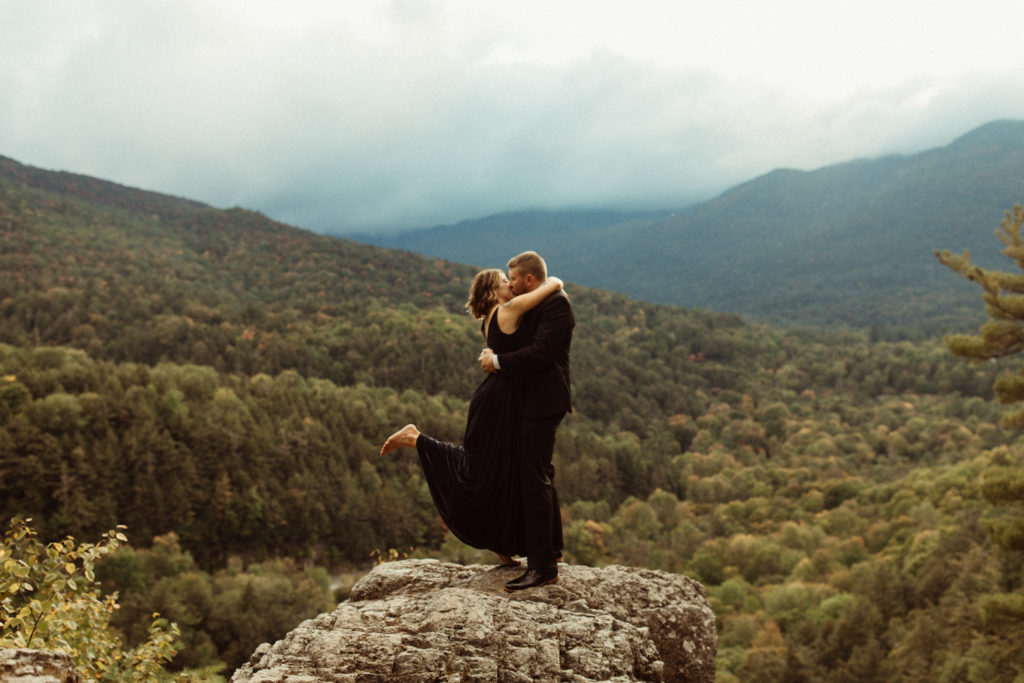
232, 559, 716, 682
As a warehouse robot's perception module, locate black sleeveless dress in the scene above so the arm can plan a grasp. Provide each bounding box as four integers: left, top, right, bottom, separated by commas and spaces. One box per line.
415, 313, 527, 558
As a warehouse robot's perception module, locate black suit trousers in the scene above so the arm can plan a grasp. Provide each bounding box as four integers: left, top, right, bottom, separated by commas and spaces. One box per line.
521, 412, 565, 570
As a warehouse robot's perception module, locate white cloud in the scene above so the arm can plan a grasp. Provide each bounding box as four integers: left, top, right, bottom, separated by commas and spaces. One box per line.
3, 0, 1024, 233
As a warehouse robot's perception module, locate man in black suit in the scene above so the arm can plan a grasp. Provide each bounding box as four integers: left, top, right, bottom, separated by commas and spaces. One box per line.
478, 251, 574, 591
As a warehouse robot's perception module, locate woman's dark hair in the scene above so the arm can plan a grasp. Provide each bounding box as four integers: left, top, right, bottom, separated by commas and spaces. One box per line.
466, 269, 503, 319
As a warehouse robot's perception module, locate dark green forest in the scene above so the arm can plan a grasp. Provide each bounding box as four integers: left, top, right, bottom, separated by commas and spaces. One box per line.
1, 156, 1022, 680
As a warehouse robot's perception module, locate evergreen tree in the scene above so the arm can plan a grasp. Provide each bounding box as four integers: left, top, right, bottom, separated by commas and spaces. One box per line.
937, 204, 1024, 427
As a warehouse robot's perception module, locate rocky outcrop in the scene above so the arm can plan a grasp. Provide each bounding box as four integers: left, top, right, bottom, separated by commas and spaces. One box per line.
0, 648, 82, 683
232, 559, 716, 682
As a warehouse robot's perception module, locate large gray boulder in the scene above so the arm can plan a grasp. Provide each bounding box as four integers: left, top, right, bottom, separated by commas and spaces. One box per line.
232, 559, 716, 682
0, 648, 82, 683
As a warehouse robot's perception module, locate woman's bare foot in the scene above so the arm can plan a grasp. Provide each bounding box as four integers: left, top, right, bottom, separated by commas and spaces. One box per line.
380, 424, 421, 456
496, 553, 520, 566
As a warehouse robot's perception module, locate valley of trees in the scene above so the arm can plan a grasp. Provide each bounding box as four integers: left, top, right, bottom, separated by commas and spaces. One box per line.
1, 157, 1022, 680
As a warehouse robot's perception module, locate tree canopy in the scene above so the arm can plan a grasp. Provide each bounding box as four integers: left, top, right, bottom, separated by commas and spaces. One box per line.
2, 158, 1023, 679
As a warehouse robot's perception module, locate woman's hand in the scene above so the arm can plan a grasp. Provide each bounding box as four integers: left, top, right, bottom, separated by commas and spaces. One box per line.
478, 348, 498, 373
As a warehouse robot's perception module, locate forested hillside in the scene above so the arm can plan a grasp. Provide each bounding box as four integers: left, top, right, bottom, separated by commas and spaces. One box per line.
1, 156, 1022, 680
357, 119, 1024, 335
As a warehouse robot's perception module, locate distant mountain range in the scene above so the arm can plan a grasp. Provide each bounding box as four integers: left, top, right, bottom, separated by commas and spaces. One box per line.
352, 120, 1024, 335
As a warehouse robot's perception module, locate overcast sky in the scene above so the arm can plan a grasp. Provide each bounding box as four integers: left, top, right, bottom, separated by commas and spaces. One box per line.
4, 1, 1024, 234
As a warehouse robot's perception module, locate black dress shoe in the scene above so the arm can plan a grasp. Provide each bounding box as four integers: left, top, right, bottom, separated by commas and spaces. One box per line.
504, 568, 558, 591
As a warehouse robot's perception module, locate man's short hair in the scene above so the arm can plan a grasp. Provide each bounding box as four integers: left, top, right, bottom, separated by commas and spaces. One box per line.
507, 251, 547, 281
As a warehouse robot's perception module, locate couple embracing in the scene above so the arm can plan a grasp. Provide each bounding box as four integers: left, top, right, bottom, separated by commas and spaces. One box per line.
380, 251, 574, 591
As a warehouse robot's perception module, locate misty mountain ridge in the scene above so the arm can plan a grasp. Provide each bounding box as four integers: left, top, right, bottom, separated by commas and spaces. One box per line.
3, 119, 1021, 336
353, 119, 1024, 334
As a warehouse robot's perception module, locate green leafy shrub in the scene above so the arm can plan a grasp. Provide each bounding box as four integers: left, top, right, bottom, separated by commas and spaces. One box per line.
0, 517, 180, 680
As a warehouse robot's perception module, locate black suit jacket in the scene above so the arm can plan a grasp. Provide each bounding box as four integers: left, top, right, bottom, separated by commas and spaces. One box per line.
498, 290, 574, 418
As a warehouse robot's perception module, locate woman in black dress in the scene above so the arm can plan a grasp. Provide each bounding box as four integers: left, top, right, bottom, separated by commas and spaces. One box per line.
379, 269, 564, 565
